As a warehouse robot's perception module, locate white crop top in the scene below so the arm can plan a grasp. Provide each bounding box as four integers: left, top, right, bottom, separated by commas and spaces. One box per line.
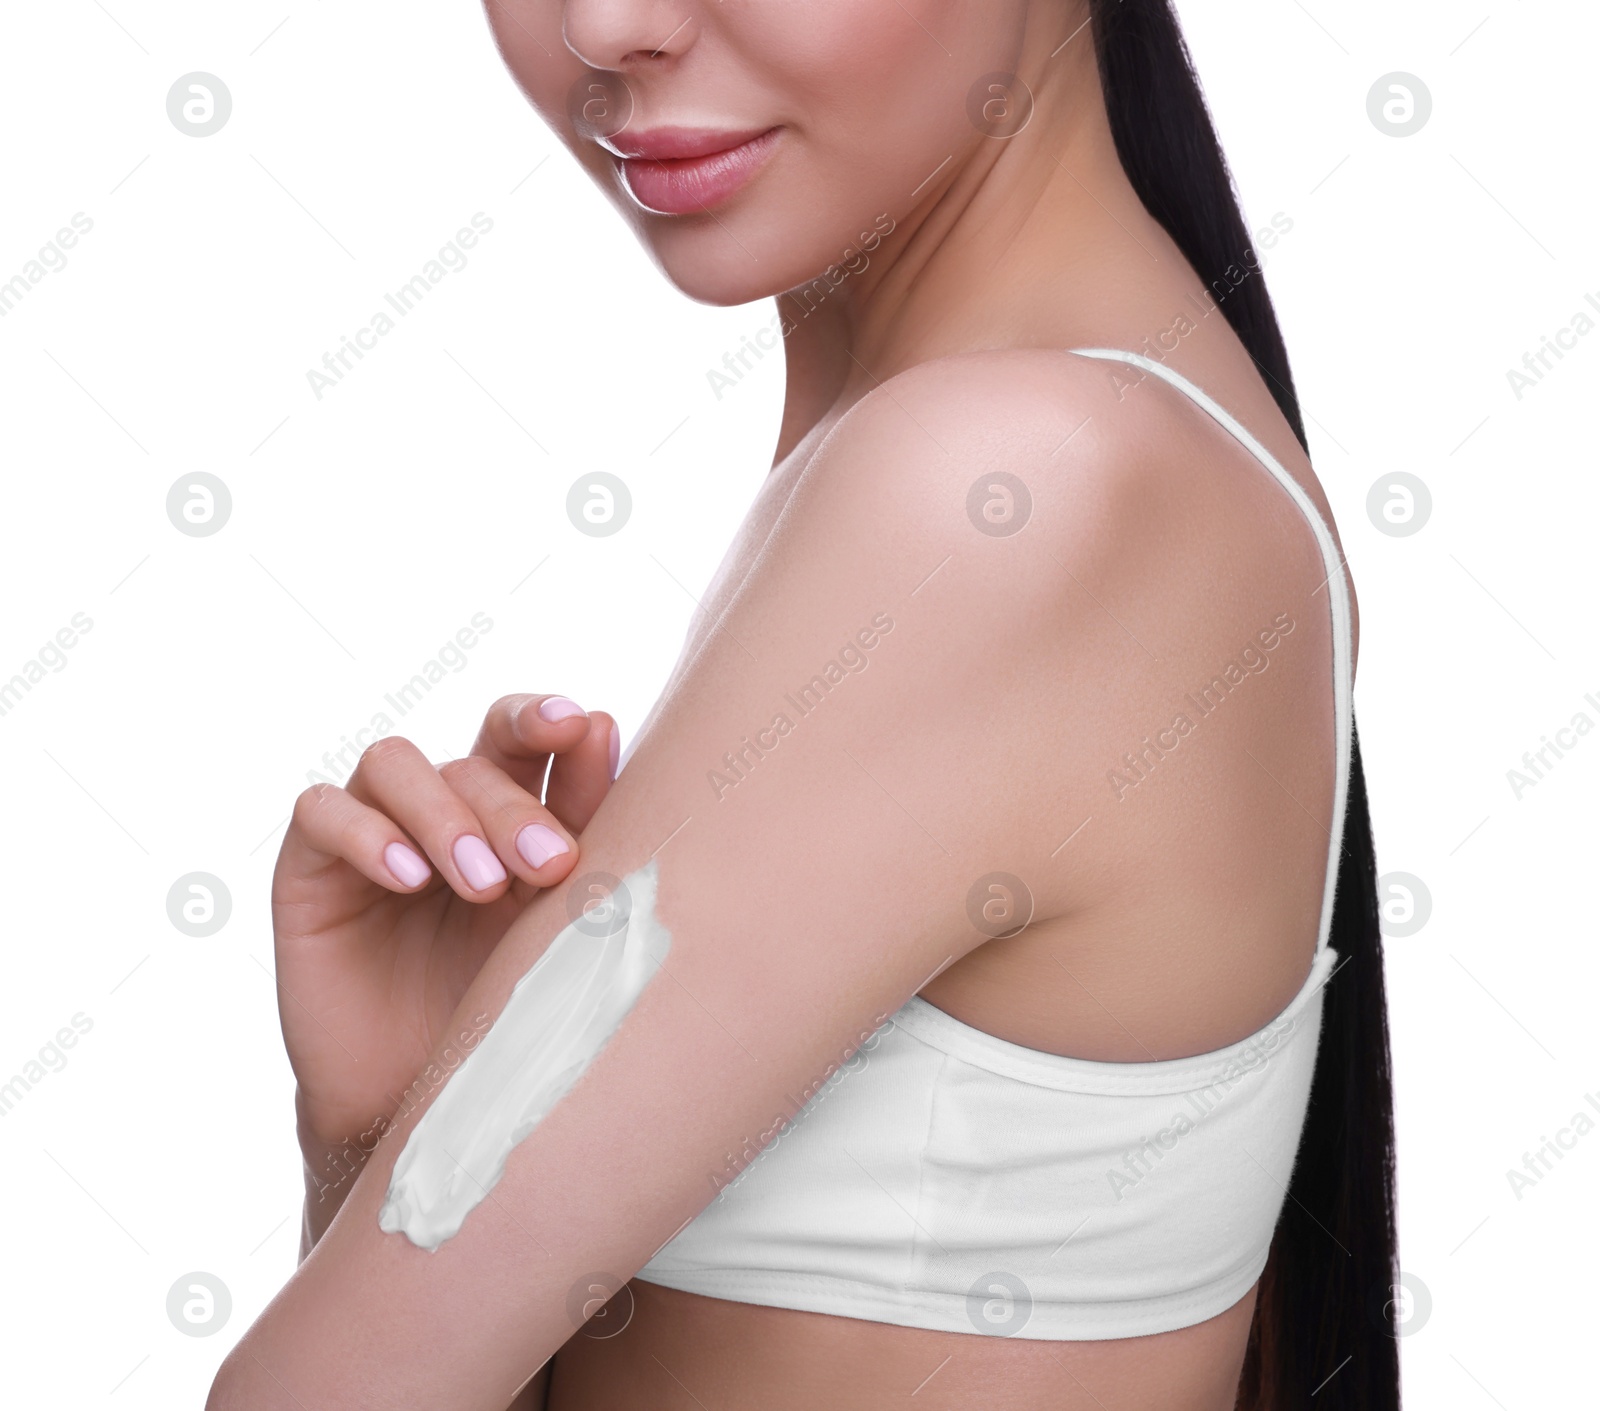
635, 348, 1356, 1341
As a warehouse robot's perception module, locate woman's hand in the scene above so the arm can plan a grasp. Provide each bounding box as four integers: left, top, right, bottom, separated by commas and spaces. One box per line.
272, 695, 619, 1180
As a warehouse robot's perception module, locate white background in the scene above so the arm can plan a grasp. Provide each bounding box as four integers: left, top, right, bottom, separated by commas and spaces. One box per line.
0, 1, 1593, 1406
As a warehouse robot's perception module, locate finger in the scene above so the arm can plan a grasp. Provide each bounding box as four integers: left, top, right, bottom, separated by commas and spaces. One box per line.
470, 693, 593, 795
437, 755, 580, 888
281, 782, 440, 897
545, 710, 618, 833
345, 737, 513, 902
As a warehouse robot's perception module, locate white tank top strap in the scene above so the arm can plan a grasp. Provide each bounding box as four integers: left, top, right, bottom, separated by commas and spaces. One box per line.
1067, 347, 1355, 957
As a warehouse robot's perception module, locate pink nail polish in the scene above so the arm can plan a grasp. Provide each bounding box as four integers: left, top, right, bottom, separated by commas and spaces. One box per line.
609, 723, 621, 780
452, 835, 507, 891
385, 841, 431, 888
516, 823, 570, 870
538, 696, 587, 722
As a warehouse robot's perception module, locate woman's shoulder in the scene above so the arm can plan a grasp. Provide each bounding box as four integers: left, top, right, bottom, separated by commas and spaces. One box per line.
809, 342, 1291, 523
817, 344, 1172, 490
763, 343, 1318, 726
794, 346, 1189, 593
804, 343, 1356, 675
793, 344, 1313, 605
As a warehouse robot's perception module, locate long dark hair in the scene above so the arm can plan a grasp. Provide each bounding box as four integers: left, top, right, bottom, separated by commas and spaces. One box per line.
1086, 3, 1401, 1406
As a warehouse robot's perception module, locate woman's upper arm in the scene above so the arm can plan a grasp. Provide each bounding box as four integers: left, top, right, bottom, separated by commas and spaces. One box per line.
209, 353, 1143, 1411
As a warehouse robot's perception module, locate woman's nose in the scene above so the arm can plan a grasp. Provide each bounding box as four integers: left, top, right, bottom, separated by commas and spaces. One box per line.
561, 0, 698, 73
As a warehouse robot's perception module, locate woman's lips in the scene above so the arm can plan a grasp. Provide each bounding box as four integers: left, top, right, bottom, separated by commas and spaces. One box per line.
606, 126, 782, 215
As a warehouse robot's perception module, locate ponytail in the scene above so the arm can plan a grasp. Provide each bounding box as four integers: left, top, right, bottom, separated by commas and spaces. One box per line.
1086, 4, 1401, 1406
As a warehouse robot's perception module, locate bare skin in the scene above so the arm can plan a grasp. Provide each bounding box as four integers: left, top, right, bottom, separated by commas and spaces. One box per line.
219, 3, 1363, 1408
525, 3, 1360, 1405
543, 353, 1358, 1411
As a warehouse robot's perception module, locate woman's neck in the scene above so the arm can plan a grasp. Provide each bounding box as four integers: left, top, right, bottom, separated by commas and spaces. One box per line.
771, 17, 1198, 468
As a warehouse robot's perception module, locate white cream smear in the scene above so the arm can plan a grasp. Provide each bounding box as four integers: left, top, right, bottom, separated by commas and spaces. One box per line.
379, 860, 672, 1251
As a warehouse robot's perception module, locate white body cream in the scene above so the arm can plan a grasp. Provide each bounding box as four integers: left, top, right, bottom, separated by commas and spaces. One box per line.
379, 860, 672, 1251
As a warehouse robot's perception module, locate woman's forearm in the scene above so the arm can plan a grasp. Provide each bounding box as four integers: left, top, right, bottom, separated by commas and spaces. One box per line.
292, 1096, 555, 1408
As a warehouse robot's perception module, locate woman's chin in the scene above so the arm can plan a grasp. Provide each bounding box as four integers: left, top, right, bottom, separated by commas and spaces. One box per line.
632, 231, 792, 310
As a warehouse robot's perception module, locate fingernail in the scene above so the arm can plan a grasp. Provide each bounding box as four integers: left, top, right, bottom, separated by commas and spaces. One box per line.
516, 823, 571, 870
609, 723, 621, 780
452, 834, 507, 891
538, 696, 587, 722
385, 841, 431, 888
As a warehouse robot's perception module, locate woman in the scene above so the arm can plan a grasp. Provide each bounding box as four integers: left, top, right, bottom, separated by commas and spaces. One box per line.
210, 2, 1399, 1407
